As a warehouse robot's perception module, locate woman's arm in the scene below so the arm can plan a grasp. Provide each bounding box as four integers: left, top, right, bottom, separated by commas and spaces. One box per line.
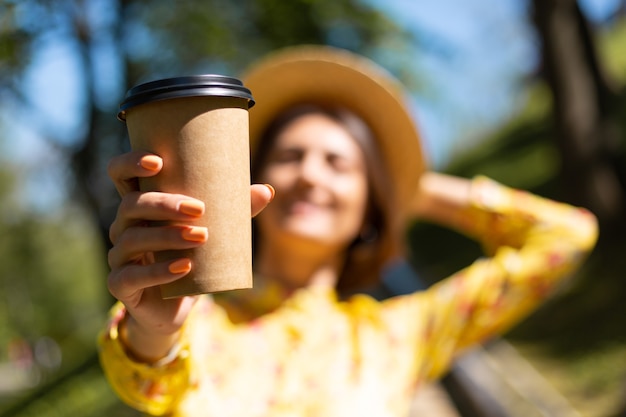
382, 174, 598, 381
99, 151, 275, 413
411, 171, 473, 230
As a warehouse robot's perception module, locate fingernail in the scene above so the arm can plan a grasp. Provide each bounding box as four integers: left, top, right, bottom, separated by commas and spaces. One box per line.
182, 226, 208, 242
264, 184, 276, 200
168, 259, 191, 274
178, 200, 204, 216
139, 155, 162, 171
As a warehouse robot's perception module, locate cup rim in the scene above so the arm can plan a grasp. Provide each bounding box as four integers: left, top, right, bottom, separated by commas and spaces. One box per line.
118, 74, 255, 121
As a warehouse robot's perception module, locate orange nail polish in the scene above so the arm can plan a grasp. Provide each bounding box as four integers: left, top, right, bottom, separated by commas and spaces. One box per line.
168, 259, 191, 274
264, 184, 276, 200
182, 226, 208, 242
178, 200, 204, 216
139, 155, 162, 171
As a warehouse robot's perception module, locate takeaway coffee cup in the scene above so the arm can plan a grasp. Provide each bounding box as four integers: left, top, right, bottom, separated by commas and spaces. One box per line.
118, 75, 255, 298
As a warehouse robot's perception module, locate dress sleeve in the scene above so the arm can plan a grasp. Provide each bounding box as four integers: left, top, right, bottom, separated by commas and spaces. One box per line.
380, 176, 598, 381
98, 302, 192, 415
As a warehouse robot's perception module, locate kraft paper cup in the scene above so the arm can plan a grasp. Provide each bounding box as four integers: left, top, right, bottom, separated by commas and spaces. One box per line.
118, 75, 255, 298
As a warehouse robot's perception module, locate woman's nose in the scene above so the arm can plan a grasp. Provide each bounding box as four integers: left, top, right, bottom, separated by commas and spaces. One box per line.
297, 154, 326, 186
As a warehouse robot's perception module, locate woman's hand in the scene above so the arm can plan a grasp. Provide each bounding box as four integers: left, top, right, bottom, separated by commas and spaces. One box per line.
106, 151, 274, 362
411, 171, 472, 230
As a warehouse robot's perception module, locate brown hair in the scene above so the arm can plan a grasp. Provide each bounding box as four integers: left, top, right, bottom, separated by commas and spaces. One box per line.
251, 104, 402, 294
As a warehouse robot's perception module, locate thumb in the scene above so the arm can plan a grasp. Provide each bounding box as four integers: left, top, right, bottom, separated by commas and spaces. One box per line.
251, 184, 275, 218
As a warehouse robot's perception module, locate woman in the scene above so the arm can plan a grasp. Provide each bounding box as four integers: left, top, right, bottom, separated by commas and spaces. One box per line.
100, 46, 598, 416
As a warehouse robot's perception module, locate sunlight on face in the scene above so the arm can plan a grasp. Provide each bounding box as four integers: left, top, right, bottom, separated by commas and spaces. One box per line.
256, 113, 369, 253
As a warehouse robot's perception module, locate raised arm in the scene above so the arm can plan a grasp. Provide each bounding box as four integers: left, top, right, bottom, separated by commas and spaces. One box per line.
382, 173, 598, 381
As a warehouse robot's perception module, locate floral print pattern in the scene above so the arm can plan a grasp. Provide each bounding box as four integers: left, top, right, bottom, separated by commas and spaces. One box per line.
98, 176, 598, 417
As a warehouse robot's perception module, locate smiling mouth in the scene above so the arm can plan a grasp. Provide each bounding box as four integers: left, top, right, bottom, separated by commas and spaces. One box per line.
288, 200, 327, 215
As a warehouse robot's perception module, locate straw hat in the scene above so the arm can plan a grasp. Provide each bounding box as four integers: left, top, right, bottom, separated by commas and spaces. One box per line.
241, 45, 426, 215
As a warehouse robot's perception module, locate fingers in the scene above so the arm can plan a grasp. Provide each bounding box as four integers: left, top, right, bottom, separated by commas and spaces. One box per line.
251, 184, 275, 218
107, 151, 163, 196
108, 224, 208, 269
108, 150, 272, 218
110, 183, 270, 254
109, 192, 205, 244
107, 182, 273, 303
107, 258, 192, 304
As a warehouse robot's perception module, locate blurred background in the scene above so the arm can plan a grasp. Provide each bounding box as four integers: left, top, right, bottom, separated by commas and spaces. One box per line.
0, 0, 624, 416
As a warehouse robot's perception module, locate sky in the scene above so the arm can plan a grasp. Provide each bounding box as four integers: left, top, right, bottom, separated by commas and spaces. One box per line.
1, 0, 623, 212
6, 0, 535, 167
365, 0, 624, 166
366, 0, 537, 166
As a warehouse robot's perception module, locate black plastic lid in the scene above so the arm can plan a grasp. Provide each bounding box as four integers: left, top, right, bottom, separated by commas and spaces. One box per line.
118, 74, 255, 121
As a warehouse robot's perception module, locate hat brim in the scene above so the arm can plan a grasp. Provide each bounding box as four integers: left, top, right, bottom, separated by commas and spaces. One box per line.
242, 45, 426, 213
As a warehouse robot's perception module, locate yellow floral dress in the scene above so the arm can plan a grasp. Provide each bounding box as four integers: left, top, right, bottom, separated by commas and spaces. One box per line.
99, 177, 598, 417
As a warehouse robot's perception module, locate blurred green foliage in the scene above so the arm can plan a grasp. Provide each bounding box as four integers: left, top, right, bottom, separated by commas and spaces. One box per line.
0, 160, 113, 414
0, 1, 624, 416
0, 0, 412, 415
407, 22, 626, 413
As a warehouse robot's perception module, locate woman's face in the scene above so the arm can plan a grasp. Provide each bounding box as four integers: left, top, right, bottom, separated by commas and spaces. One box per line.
256, 112, 369, 252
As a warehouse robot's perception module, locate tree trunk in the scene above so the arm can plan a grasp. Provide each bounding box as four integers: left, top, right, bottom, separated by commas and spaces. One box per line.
531, 0, 626, 237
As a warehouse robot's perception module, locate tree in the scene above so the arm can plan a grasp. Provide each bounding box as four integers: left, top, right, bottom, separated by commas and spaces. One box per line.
531, 0, 626, 237
0, 1, 415, 414
1, 0, 416, 257
2, 0, 625, 415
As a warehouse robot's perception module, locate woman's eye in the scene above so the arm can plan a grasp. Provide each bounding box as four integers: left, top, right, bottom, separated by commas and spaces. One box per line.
328, 155, 354, 172
270, 149, 302, 163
